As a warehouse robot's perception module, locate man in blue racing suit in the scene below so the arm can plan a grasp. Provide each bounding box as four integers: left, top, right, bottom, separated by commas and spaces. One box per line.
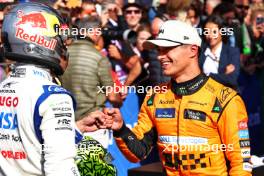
0, 2, 110, 176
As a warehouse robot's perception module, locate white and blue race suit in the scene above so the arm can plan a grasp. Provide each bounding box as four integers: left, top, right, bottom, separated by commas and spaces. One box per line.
0, 65, 82, 176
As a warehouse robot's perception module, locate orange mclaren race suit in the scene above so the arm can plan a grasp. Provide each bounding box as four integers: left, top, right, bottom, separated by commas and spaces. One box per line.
114, 74, 252, 176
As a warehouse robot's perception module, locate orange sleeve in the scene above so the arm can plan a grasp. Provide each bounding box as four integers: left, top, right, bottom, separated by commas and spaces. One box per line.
217, 95, 252, 176
114, 94, 157, 162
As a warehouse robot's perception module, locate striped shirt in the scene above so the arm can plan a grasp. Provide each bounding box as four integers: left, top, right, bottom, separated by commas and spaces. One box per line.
62, 40, 113, 120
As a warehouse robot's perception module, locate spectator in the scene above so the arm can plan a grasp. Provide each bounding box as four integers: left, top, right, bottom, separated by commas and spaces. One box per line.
243, 2, 264, 69
131, 23, 152, 104
233, 0, 253, 55
61, 16, 122, 148
239, 3, 264, 155
149, 17, 171, 86
213, 2, 237, 26
205, 0, 221, 16
80, 0, 98, 18
100, 0, 124, 28
187, 0, 205, 28
250, 3, 264, 155
0, 4, 14, 82
166, 0, 192, 20
123, 0, 143, 31
212, 2, 237, 47
135, 24, 152, 54
103, 0, 145, 99
200, 15, 240, 88
148, 0, 169, 22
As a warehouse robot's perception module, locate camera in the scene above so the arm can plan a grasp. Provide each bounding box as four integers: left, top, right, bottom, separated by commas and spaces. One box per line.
102, 27, 137, 44
101, 27, 124, 41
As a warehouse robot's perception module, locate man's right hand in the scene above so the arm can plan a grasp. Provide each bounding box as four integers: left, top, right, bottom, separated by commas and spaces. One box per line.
76, 110, 112, 133
103, 108, 124, 131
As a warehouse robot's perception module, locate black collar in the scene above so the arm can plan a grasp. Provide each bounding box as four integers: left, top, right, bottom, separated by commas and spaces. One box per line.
171, 74, 208, 96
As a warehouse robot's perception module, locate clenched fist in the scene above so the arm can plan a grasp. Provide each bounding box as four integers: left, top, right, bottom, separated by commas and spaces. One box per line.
76, 110, 113, 133
103, 108, 124, 131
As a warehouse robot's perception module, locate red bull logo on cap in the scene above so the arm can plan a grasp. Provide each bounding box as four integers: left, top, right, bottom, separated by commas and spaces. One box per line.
16, 11, 47, 29
15, 28, 57, 50
15, 10, 61, 50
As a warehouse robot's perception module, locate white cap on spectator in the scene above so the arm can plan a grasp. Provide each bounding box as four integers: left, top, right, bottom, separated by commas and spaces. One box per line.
143, 20, 202, 49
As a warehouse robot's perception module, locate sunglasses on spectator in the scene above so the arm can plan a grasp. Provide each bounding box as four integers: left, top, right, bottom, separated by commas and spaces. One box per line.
236, 4, 249, 10
125, 9, 141, 15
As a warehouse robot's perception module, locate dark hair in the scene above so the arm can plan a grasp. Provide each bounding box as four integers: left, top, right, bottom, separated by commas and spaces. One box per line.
75, 16, 101, 29
137, 22, 151, 34
188, 0, 203, 17
166, 0, 191, 17
203, 14, 228, 43
212, 2, 236, 16
74, 16, 101, 39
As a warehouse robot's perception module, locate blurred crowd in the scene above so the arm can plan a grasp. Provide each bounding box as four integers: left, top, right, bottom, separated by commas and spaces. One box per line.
0, 0, 263, 157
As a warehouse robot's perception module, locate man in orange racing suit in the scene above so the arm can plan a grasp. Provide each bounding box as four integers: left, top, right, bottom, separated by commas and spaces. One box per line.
104, 20, 252, 175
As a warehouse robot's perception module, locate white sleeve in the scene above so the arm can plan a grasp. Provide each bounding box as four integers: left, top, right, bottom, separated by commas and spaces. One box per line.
39, 93, 80, 176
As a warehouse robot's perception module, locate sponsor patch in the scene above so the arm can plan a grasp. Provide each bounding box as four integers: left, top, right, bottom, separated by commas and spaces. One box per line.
11, 135, 22, 142
15, 28, 57, 50
239, 140, 250, 148
239, 130, 249, 139
0, 96, 19, 107
55, 118, 72, 131
0, 133, 10, 140
187, 100, 207, 106
1, 150, 27, 160
147, 94, 155, 106
159, 136, 208, 145
243, 158, 251, 162
219, 87, 232, 103
155, 108, 175, 118
47, 85, 67, 92
52, 107, 71, 111
159, 99, 175, 104
57, 118, 71, 125
241, 148, 251, 157
205, 84, 216, 93
212, 98, 222, 113
238, 119, 248, 130
10, 68, 26, 78
16, 11, 48, 29
33, 69, 46, 78
184, 109, 206, 122
55, 113, 72, 118
243, 162, 253, 172
3, 82, 18, 88
15, 10, 59, 50
0, 90, 16, 93
0, 112, 18, 130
